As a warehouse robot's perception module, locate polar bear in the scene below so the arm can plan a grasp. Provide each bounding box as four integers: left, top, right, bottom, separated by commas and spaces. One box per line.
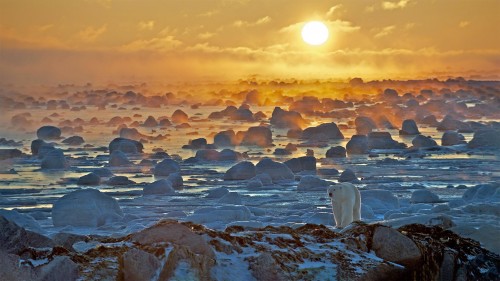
327, 182, 361, 228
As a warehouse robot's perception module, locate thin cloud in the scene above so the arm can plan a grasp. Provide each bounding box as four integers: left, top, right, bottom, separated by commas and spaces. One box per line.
198, 32, 215, 39
326, 4, 343, 17
138, 21, 155, 31
382, 0, 410, 10
459, 21, 470, 28
233, 16, 271, 27
280, 20, 360, 34
78, 24, 107, 43
374, 25, 396, 38
121, 36, 182, 53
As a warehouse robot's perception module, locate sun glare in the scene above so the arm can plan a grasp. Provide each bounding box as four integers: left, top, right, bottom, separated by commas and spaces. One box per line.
301, 21, 329, 46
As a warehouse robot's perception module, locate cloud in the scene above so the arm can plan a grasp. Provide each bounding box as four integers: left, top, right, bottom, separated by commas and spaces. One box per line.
374, 25, 396, 38
37, 24, 54, 32
85, 0, 112, 9
138, 21, 155, 31
326, 4, 343, 17
198, 10, 219, 17
459, 21, 470, 28
280, 20, 360, 34
78, 24, 107, 43
121, 35, 182, 53
233, 16, 271, 27
198, 32, 215, 39
382, 0, 410, 10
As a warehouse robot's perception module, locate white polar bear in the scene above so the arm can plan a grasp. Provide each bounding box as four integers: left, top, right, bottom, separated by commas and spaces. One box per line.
327, 183, 361, 228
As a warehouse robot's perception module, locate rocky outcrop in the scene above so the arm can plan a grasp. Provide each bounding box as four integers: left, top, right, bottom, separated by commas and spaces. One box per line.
2, 220, 497, 281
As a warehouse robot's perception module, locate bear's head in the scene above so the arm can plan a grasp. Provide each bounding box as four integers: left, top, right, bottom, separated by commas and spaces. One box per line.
327, 184, 343, 199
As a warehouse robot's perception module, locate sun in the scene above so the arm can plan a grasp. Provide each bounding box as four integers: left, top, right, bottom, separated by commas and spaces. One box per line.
301, 21, 329, 46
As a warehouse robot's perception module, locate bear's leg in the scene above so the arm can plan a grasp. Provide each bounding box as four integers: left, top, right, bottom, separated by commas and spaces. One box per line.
340, 203, 354, 228
332, 203, 342, 228
353, 192, 361, 222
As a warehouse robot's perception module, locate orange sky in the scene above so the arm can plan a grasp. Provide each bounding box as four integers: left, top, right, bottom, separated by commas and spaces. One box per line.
0, 0, 499, 85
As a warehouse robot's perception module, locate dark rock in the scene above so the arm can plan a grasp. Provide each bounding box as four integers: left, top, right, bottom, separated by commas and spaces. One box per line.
0, 216, 54, 254
301, 122, 344, 140
37, 126, 61, 140
355, 116, 377, 135
0, 149, 23, 160
109, 151, 131, 167
118, 248, 160, 281
62, 136, 85, 146
31, 139, 49, 156
35, 256, 79, 281
153, 159, 180, 177
214, 130, 236, 147
412, 135, 438, 148
143, 116, 158, 127
284, 156, 316, 173
172, 109, 189, 123
270, 107, 306, 129
77, 172, 101, 186
273, 148, 291, 155
107, 176, 135, 186
467, 130, 500, 149
326, 146, 346, 158
410, 190, 441, 203
109, 138, 143, 154
368, 132, 406, 149
372, 226, 422, 268
241, 126, 273, 147
441, 131, 466, 146
399, 119, 420, 135
248, 252, 287, 281
41, 149, 68, 170
346, 135, 369, 154
339, 169, 358, 182
224, 161, 256, 180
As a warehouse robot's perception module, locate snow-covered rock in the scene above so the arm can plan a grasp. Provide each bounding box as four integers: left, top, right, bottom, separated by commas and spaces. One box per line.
52, 189, 123, 227
205, 187, 229, 199
143, 179, 175, 195
255, 158, 294, 181
218, 192, 242, 205
410, 189, 440, 203
297, 175, 329, 191
361, 190, 399, 210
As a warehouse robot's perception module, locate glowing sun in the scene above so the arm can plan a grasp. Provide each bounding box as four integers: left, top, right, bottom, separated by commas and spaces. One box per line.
301, 21, 329, 46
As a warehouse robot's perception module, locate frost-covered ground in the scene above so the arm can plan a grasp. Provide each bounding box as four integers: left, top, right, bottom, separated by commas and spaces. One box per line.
0, 79, 499, 279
